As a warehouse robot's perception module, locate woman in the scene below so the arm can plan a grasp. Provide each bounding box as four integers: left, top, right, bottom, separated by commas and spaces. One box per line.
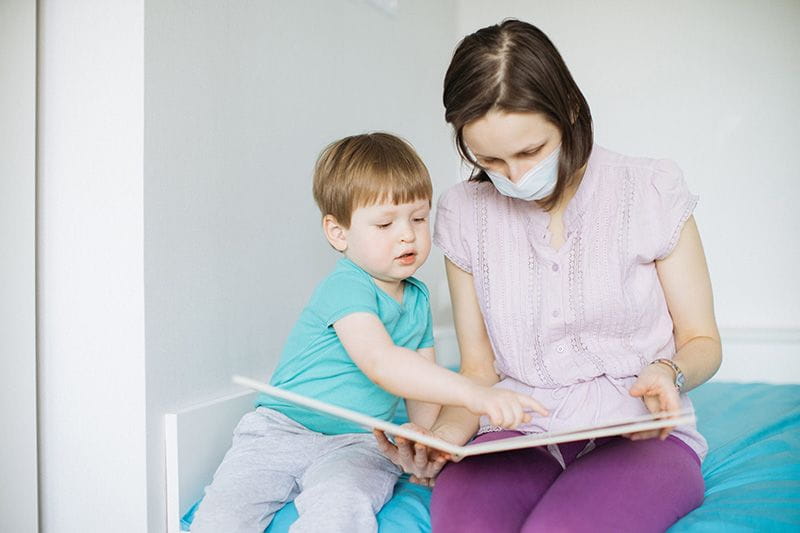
375, 19, 721, 532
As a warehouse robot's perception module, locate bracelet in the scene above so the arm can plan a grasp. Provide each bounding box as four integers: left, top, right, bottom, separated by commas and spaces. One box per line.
651, 358, 686, 392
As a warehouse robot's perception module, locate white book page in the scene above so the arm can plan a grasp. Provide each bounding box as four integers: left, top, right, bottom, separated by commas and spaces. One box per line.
233, 375, 695, 459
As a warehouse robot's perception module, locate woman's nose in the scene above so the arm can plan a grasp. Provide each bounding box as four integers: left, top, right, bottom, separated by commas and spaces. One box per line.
507, 162, 530, 184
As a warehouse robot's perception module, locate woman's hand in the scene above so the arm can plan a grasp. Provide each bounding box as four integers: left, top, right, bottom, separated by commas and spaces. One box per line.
466, 386, 549, 429
373, 423, 451, 487
627, 362, 682, 440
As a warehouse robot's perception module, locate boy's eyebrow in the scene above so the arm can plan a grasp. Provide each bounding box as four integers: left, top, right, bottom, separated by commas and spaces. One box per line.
371, 201, 430, 214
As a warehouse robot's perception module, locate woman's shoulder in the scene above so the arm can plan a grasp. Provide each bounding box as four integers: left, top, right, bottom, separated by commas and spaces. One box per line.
438, 179, 484, 209
591, 145, 682, 179
438, 178, 500, 207
440, 178, 485, 196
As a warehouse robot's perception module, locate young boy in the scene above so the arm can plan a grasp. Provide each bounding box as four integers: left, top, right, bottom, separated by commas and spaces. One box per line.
190, 133, 545, 533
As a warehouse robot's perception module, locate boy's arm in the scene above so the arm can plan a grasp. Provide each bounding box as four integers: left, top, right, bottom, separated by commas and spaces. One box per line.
333, 312, 546, 424
334, 312, 477, 407
404, 347, 442, 429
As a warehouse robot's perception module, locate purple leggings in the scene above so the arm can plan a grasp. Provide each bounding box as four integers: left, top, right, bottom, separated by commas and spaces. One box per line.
431, 432, 704, 533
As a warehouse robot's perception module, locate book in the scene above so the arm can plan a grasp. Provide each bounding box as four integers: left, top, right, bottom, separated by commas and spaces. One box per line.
233, 375, 696, 460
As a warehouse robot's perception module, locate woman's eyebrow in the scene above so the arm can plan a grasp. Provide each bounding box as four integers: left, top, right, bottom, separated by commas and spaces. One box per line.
475, 143, 545, 159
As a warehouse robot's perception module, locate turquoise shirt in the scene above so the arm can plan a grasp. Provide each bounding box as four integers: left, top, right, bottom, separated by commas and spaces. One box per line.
257, 257, 435, 435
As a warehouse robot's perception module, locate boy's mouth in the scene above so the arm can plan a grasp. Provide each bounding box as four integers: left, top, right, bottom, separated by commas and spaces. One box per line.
396, 251, 417, 265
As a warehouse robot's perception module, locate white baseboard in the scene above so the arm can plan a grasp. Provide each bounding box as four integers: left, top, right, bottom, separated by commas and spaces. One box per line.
434, 326, 800, 385
715, 328, 800, 384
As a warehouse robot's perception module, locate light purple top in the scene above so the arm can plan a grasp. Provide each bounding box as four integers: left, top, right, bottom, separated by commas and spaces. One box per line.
434, 145, 707, 460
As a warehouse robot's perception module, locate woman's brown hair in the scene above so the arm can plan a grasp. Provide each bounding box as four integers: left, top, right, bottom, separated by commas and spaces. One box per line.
443, 19, 593, 211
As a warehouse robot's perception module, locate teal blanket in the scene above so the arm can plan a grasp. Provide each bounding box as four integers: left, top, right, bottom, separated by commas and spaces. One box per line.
182, 382, 800, 532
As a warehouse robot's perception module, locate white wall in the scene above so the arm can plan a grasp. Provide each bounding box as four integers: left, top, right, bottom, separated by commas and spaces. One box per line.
38, 1, 148, 531
0, 0, 38, 531
144, 1, 457, 530
455, 0, 800, 379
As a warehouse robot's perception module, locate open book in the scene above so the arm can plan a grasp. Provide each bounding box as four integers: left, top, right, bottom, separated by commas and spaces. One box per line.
233, 375, 696, 460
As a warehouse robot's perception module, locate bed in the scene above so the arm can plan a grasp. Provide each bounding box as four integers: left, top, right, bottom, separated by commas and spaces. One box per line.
169, 379, 800, 532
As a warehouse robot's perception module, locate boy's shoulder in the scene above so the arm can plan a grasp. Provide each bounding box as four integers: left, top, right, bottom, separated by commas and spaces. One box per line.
314, 258, 376, 295
403, 275, 430, 300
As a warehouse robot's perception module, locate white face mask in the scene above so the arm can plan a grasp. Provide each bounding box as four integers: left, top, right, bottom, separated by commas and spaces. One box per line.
483, 145, 561, 201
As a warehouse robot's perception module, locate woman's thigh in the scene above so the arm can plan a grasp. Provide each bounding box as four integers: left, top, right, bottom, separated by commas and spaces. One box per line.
522, 436, 704, 533
430, 431, 568, 533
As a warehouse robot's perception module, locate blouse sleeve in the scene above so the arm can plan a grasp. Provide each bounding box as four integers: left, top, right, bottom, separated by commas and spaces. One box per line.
635, 159, 699, 262
433, 183, 474, 273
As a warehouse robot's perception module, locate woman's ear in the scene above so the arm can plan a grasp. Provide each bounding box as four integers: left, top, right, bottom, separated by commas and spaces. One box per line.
322, 214, 348, 252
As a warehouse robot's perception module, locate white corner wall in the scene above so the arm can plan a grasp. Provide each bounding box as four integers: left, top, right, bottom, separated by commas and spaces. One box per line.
0, 0, 38, 531
144, 1, 457, 530
37, 1, 148, 532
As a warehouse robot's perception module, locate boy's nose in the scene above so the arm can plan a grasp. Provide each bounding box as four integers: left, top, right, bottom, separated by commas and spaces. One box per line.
399, 225, 416, 243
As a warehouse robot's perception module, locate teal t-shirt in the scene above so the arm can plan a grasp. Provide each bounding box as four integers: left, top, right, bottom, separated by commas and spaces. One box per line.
257, 257, 435, 435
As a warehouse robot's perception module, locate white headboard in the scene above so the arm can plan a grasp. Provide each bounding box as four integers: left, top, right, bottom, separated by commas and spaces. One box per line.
164, 389, 257, 533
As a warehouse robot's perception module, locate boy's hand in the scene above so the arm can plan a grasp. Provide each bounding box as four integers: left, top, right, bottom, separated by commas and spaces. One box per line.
466, 386, 548, 429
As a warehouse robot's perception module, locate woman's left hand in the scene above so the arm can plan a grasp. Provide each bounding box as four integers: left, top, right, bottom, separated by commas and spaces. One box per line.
627, 362, 682, 440
373, 424, 451, 487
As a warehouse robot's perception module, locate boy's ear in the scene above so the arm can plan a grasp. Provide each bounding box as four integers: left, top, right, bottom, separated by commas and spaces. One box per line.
322, 214, 348, 252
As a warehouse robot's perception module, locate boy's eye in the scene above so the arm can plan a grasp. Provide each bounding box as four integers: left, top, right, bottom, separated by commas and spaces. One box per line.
413, 217, 427, 223
376, 222, 392, 229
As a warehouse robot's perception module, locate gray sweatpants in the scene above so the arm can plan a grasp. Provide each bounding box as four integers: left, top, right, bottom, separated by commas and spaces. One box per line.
190, 407, 401, 533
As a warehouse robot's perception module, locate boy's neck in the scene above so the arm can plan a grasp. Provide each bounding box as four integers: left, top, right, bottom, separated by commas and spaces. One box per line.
372, 278, 405, 305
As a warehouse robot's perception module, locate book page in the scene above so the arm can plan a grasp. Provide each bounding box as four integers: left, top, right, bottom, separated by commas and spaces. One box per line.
232, 375, 695, 459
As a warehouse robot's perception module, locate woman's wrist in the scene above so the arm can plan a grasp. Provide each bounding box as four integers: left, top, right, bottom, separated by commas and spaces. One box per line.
651, 358, 686, 391
430, 412, 480, 446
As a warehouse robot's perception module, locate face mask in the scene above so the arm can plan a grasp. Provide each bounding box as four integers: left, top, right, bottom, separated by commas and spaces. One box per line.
483, 145, 561, 201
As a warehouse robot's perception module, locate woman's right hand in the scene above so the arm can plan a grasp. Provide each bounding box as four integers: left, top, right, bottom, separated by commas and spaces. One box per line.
466, 385, 549, 429
373, 423, 451, 487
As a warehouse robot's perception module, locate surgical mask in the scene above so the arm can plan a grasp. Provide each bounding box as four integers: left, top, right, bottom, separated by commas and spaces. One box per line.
483, 145, 561, 201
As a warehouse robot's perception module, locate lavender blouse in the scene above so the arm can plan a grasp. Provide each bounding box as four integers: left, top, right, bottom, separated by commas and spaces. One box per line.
433, 145, 707, 461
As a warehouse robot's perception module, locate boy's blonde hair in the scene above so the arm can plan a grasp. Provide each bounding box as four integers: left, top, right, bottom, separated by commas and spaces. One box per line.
313, 133, 432, 228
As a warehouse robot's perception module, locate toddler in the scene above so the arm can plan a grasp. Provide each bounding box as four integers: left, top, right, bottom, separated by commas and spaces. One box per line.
190, 133, 546, 533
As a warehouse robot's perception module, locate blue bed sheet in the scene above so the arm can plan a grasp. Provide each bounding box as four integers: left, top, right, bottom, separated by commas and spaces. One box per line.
670, 382, 800, 532
182, 382, 800, 532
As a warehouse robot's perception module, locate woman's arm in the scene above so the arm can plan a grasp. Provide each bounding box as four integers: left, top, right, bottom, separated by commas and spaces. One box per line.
376, 258, 511, 484
629, 215, 722, 438
404, 347, 442, 429
655, 216, 722, 389
428, 257, 503, 445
